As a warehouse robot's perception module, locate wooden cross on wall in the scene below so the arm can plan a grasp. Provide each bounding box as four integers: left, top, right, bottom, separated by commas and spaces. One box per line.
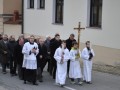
74, 22, 85, 49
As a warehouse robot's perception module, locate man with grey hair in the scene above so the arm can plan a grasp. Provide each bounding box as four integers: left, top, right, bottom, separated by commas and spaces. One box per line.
44, 36, 51, 73
0, 34, 9, 74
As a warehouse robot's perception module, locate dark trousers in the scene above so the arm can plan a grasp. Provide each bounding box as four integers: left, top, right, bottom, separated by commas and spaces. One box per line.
47, 58, 51, 72
10, 56, 17, 74
49, 57, 57, 79
53, 62, 57, 79
1, 63, 7, 72
18, 64, 24, 80
0, 55, 1, 64
1, 55, 8, 73
49, 58, 53, 75
67, 60, 70, 74
24, 69, 37, 83
40, 58, 47, 73
37, 67, 42, 81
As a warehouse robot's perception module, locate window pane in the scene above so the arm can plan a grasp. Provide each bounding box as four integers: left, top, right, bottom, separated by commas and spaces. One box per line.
55, 0, 64, 24
90, 0, 102, 27
40, 0, 45, 9
30, 0, 34, 8
98, 7, 102, 26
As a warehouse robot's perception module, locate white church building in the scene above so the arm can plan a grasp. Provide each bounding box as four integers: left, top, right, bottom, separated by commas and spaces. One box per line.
23, 0, 120, 69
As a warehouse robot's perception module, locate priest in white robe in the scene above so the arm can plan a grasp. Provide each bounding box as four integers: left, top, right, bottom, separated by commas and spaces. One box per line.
54, 40, 70, 87
69, 41, 83, 85
22, 35, 39, 85
81, 41, 95, 84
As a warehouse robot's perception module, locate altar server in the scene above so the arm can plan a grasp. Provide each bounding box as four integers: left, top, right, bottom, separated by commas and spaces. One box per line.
81, 41, 95, 84
69, 41, 83, 85
54, 40, 70, 87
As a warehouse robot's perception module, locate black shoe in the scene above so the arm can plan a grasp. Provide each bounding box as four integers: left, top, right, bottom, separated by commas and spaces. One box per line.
3, 71, 7, 74
86, 82, 92, 84
83, 80, 86, 83
19, 77, 24, 80
39, 79, 43, 82
60, 84, 64, 87
14, 73, 17, 76
11, 74, 14, 77
50, 72, 52, 76
33, 82, 38, 85
53, 77, 55, 79
24, 81, 26, 84
60, 85, 63, 87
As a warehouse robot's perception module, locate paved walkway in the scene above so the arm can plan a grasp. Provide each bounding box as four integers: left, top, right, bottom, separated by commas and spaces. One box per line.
0, 67, 120, 90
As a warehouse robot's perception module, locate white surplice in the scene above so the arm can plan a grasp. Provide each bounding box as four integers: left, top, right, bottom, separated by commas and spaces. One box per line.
22, 42, 39, 69
54, 47, 70, 85
69, 49, 82, 79
81, 47, 95, 82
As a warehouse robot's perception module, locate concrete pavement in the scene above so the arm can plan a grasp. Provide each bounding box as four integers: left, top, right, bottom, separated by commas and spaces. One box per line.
0, 67, 120, 90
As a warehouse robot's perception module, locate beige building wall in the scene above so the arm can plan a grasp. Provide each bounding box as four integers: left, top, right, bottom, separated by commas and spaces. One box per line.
80, 43, 120, 67
0, 0, 3, 14
0, 18, 3, 33
3, 24, 21, 39
3, 0, 22, 14
23, 0, 120, 68
0, 0, 3, 33
80, 0, 120, 49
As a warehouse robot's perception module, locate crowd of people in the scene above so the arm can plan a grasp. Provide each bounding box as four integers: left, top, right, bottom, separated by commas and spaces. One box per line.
0, 33, 95, 87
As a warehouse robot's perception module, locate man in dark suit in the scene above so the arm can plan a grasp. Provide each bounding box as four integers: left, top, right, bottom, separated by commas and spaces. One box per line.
7, 35, 17, 76
37, 38, 48, 82
0, 34, 9, 74
14, 37, 24, 79
66, 34, 76, 74
50, 34, 61, 79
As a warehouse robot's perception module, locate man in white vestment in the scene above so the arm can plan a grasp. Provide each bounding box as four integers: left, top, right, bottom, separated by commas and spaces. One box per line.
22, 35, 39, 85
54, 40, 70, 87
81, 41, 95, 84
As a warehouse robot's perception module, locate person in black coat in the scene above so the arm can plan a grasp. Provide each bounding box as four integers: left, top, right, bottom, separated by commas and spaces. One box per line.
7, 35, 17, 76
0, 34, 2, 40
0, 34, 9, 74
14, 37, 24, 79
66, 34, 76, 74
37, 38, 48, 82
50, 34, 61, 79
44, 36, 51, 73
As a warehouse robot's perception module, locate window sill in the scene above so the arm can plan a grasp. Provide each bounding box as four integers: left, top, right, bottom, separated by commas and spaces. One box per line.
86, 26, 102, 30
27, 8, 34, 9
52, 23, 64, 26
37, 8, 45, 10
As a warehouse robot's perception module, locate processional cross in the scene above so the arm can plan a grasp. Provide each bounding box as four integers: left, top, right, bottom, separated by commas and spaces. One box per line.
74, 22, 85, 49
